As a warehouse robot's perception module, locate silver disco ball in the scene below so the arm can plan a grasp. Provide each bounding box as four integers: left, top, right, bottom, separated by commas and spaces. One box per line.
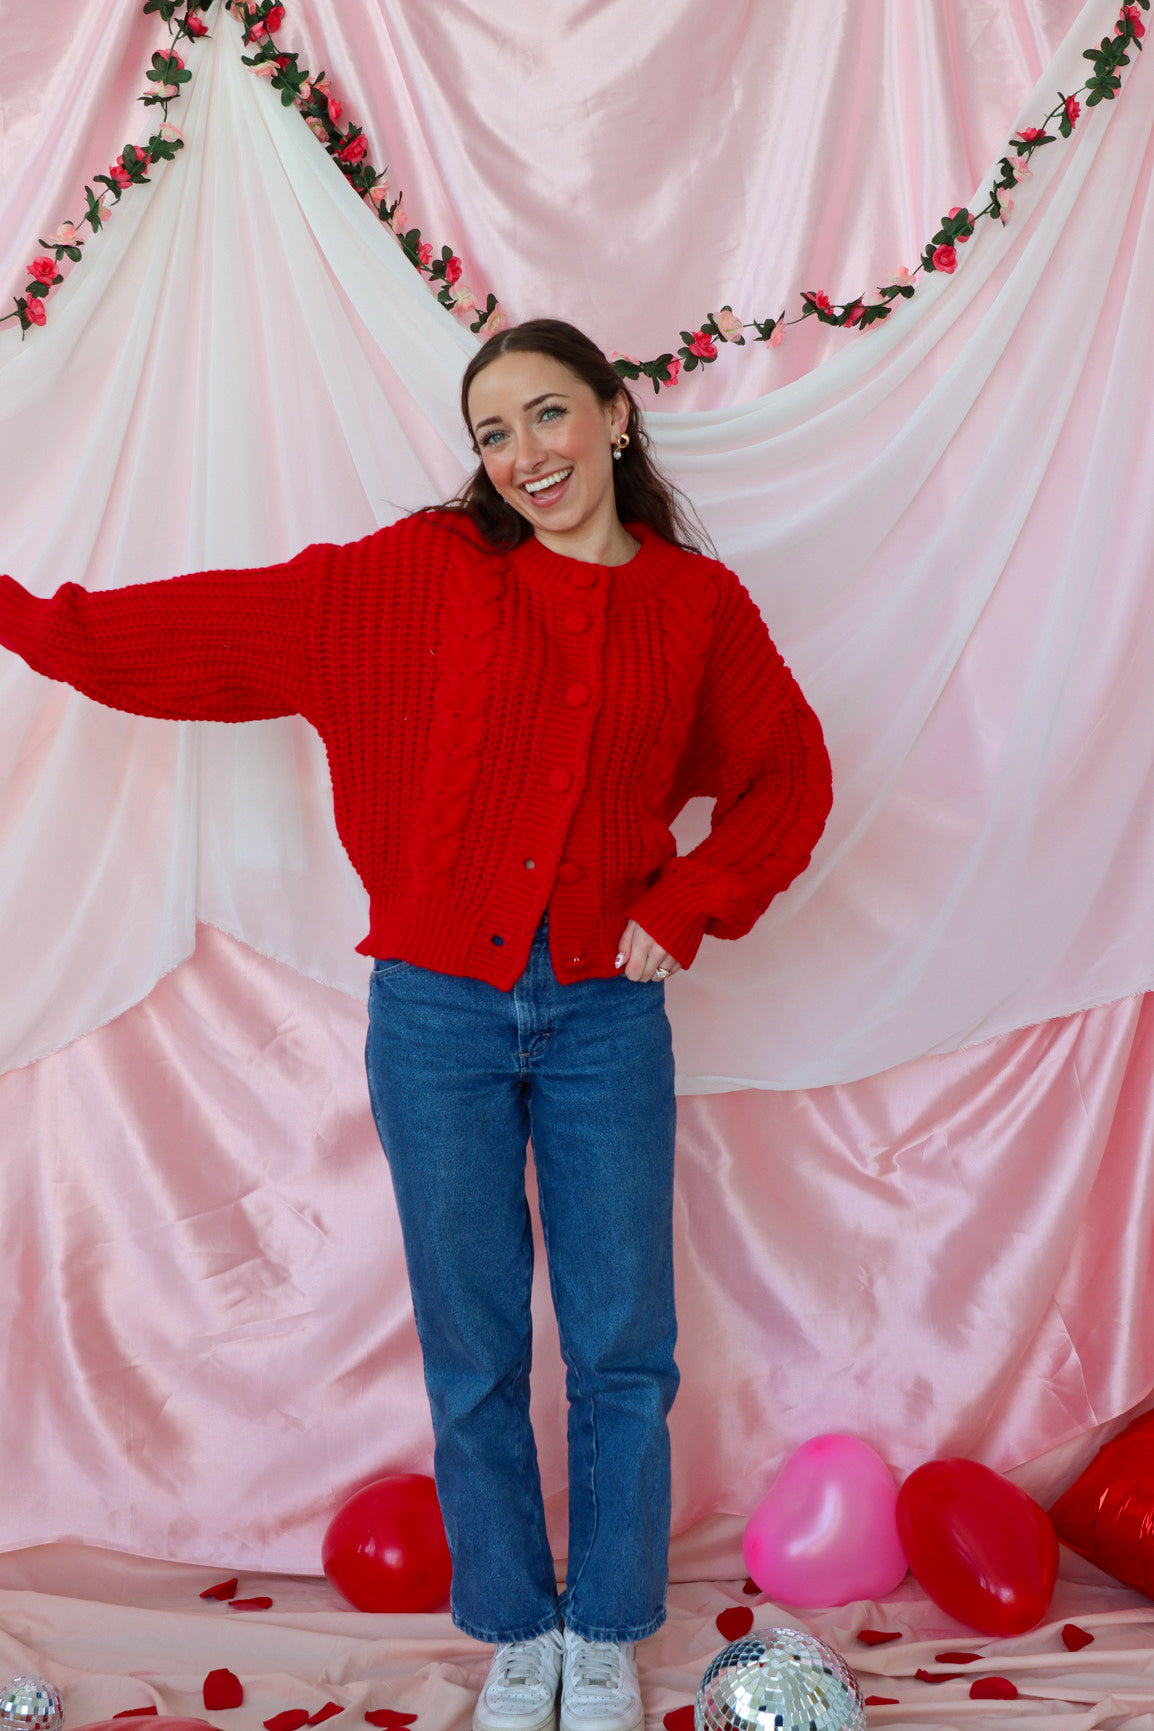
696, 1628, 865, 1731
0, 1679, 63, 1731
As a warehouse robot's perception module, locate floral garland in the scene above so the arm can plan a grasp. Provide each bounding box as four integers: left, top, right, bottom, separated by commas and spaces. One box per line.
612, 0, 1149, 390
5, 0, 1147, 380
2, 0, 213, 332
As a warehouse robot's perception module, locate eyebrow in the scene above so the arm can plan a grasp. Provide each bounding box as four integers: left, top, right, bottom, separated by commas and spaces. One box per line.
473, 391, 570, 432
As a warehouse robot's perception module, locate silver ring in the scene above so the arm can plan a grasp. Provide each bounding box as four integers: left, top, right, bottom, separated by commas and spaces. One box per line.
654, 967, 670, 980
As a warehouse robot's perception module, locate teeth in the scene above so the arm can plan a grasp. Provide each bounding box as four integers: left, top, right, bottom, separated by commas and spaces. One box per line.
524, 467, 573, 495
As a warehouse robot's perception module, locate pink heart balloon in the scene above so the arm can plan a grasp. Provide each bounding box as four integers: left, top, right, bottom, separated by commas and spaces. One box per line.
743, 1433, 908, 1607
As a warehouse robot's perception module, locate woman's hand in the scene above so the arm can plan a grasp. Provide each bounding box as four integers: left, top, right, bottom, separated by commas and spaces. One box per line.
615, 920, 682, 983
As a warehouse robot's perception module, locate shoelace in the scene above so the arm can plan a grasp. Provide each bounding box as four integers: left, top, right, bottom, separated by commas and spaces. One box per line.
565, 1642, 626, 1704
489, 1638, 557, 1704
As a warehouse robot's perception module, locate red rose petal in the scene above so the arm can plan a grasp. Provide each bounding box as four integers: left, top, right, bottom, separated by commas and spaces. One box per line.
741, 1577, 760, 1597
662, 1711, 695, 1731
864, 1699, 899, 1708
969, 1678, 1019, 1701
364, 1716, 418, 1729
200, 1578, 239, 1601
715, 1606, 755, 1641
915, 1669, 966, 1684
264, 1714, 311, 1731
1063, 1623, 1094, 1651
114, 1710, 159, 1718
229, 1596, 274, 1610
858, 1629, 903, 1646
204, 1669, 244, 1710
935, 1652, 981, 1663
309, 1708, 343, 1726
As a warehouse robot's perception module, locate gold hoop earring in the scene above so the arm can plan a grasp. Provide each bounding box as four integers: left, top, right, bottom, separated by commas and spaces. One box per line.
612, 432, 631, 461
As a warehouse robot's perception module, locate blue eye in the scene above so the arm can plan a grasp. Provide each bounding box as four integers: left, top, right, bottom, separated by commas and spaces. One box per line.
478, 428, 507, 449
540, 403, 566, 422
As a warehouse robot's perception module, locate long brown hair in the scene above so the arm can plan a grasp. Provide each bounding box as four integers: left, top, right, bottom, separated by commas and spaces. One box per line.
445, 319, 710, 553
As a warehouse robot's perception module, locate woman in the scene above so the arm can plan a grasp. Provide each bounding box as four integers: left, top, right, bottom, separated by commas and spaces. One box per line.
0, 320, 831, 1731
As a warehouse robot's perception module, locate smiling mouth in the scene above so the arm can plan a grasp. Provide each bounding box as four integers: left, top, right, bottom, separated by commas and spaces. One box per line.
523, 466, 574, 497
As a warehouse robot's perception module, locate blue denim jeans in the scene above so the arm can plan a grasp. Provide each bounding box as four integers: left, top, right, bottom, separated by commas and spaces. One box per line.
365, 916, 679, 1644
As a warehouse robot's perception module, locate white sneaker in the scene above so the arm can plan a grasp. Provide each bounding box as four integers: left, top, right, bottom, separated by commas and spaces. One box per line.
559, 1631, 643, 1731
473, 1628, 564, 1731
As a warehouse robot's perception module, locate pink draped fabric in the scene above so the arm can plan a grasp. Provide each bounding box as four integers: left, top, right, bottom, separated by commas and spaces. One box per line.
3, 0, 1154, 1593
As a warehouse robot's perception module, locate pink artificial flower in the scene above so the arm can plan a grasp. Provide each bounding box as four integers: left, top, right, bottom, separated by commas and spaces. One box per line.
768, 320, 786, 347
327, 93, 342, 124
299, 81, 311, 100
25, 297, 46, 327
44, 223, 82, 248
366, 181, 390, 207
248, 18, 267, 39
610, 350, 642, 365
167, 51, 185, 69
27, 257, 56, 283
186, 13, 208, 35
444, 254, 463, 285
251, 61, 276, 77
845, 300, 865, 326
266, 3, 285, 29
336, 133, 368, 164
158, 121, 183, 141
948, 205, 973, 240
662, 357, 682, 387
306, 116, 328, 141
1065, 94, 1081, 127
688, 329, 717, 360
1012, 160, 1033, 182
888, 265, 913, 287
479, 307, 508, 336
417, 240, 433, 267
996, 188, 1014, 223
392, 203, 409, 231
451, 282, 477, 315
1017, 126, 1044, 142
108, 159, 133, 188
715, 307, 743, 342
931, 243, 957, 273
156, 81, 180, 96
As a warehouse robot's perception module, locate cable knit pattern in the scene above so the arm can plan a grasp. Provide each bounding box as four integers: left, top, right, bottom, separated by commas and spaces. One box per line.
0, 514, 832, 986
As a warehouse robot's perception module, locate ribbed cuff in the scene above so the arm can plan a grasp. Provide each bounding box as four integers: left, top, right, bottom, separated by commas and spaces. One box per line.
0, 574, 53, 671
625, 871, 712, 970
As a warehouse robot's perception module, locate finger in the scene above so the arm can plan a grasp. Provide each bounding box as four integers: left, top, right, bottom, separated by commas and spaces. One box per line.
615, 919, 638, 971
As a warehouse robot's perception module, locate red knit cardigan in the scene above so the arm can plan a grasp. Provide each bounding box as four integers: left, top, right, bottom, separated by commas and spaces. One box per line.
0, 512, 832, 987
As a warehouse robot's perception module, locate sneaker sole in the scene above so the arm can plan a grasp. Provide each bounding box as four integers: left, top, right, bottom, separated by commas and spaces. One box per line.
473, 1710, 558, 1731
559, 1713, 642, 1731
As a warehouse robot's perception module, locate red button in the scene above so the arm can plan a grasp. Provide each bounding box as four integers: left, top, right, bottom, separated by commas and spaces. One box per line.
571, 568, 598, 588
548, 768, 573, 792
565, 682, 590, 707
563, 610, 590, 633
558, 863, 582, 884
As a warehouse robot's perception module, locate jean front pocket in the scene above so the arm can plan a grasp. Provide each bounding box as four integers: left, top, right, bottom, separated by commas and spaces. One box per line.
371, 957, 411, 980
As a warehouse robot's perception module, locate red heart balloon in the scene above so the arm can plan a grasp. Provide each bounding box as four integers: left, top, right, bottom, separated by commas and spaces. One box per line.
322, 1473, 452, 1612
896, 1458, 1057, 1635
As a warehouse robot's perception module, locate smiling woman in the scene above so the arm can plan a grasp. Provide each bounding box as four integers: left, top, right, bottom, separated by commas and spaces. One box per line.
0, 315, 831, 1731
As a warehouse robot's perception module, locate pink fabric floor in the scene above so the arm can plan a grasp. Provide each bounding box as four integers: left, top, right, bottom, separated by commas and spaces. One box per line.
5, 1531, 1154, 1731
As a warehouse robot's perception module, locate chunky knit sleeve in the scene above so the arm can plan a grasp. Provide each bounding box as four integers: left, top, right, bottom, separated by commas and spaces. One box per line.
0, 542, 341, 723
627, 568, 833, 969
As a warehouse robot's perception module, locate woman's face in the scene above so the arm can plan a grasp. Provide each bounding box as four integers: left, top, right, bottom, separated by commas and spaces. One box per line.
466, 351, 630, 553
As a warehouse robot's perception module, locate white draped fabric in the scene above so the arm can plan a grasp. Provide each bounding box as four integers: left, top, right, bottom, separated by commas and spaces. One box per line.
3, 0, 1154, 1574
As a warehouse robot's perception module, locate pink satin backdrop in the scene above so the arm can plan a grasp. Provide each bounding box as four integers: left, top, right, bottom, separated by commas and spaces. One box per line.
3, 0, 1154, 1575
2, 926, 1153, 1571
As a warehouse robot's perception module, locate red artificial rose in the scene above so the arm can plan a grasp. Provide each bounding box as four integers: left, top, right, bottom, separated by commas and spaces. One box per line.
688, 329, 718, 360
336, 135, 368, 164
845, 301, 865, 326
1065, 94, 1081, 126
25, 297, 46, 326
662, 358, 682, 388
931, 243, 957, 273
186, 13, 208, 34
810, 290, 832, 313
28, 257, 56, 283
1127, 3, 1146, 34
417, 241, 433, 267
1017, 127, 1044, 142
327, 94, 343, 124
445, 255, 463, 285
109, 161, 133, 188
266, 4, 286, 28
